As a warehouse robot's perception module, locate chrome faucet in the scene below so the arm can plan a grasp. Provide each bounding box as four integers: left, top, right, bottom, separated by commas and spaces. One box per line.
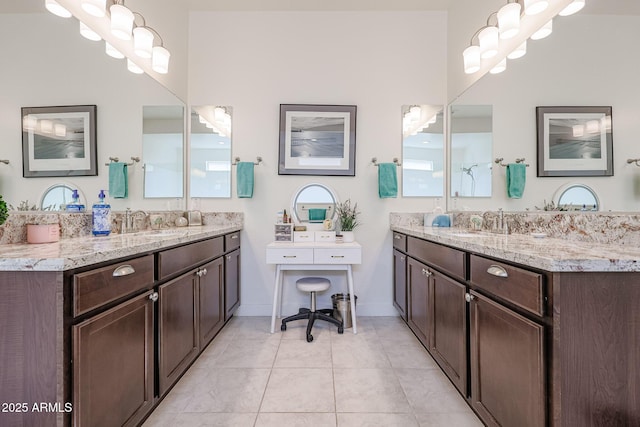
496, 208, 509, 235
121, 208, 148, 233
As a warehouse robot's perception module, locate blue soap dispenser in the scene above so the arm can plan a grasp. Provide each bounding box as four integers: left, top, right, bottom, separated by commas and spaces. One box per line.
92, 190, 111, 236
66, 189, 86, 212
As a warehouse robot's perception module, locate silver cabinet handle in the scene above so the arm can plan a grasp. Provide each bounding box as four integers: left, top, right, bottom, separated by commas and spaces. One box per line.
394, 235, 402, 240
487, 265, 508, 278
421, 268, 432, 277
112, 264, 135, 277
227, 255, 231, 260
149, 292, 159, 302
400, 256, 405, 261
283, 255, 297, 258
202, 268, 207, 276
465, 293, 475, 302
196, 270, 203, 277
231, 234, 239, 239
331, 255, 345, 258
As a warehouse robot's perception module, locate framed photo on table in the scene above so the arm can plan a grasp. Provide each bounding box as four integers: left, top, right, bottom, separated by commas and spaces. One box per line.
536, 106, 613, 177
279, 104, 357, 176
22, 105, 98, 177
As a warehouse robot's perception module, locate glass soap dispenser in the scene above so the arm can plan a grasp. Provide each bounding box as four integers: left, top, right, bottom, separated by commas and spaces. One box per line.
92, 190, 111, 236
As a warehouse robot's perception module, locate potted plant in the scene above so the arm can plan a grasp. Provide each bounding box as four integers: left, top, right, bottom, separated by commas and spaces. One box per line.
0, 195, 8, 226
336, 198, 360, 242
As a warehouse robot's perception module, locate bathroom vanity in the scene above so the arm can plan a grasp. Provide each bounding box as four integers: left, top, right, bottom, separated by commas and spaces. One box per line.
391, 224, 640, 427
0, 224, 241, 427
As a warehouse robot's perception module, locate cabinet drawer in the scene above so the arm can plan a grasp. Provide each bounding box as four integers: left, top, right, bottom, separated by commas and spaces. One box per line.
470, 255, 544, 317
314, 231, 336, 242
294, 231, 314, 242
266, 248, 314, 264
158, 237, 224, 280
314, 248, 361, 264
392, 232, 407, 252
225, 231, 241, 251
407, 237, 466, 281
73, 254, 154, 317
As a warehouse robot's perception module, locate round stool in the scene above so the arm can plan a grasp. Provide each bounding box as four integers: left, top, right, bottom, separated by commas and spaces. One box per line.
281, 277, 344, 342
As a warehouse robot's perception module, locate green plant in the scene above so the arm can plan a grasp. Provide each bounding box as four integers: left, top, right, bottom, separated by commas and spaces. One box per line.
336, 198, 360, 232
0, 195, 8, 226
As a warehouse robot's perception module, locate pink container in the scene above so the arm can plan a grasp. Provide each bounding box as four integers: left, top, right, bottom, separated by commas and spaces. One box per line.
27, 224, 60, 244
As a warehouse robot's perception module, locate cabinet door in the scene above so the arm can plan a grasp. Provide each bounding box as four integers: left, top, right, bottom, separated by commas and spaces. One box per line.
430, 271, 467, 395
158, 272, 199, 396
393, 249, 407, 320
224, 248, 241, 320
469, 291, 545, 427
199, 258, 225, 348
73, 291, 155, 427
407, 257, 430, 346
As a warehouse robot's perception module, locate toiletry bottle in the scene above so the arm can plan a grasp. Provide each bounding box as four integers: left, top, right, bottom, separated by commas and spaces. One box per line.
66, 189, 86, 212
283, 209, 288, 224
92, 190, 111, 236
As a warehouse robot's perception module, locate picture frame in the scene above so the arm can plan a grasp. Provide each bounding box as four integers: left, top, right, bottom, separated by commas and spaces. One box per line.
21, 105, 98, 178
279, 104, 356, 176
536, 106, 613, 177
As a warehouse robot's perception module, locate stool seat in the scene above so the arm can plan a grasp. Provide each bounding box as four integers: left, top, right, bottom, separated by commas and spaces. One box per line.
296, 277, 330, 293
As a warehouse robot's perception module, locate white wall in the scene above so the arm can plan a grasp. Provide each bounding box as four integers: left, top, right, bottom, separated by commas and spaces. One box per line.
452, 14, 640, 212
188, 11, 447, 315
0, 13, 183, 211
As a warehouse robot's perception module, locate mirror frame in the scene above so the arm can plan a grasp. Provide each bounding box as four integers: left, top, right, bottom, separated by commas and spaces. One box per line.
40, 183, 85, 211
290, 183, 339, 224
553, 183, 600, 211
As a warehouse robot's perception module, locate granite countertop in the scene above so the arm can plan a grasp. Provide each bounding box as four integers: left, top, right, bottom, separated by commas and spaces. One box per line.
392, 225, 640, 272
0, 225, 242, 272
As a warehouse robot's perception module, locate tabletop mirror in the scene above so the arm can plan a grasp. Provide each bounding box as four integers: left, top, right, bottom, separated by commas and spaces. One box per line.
554, 183, 599, 211
291, 183, 338, 223
40, 183, 84, 211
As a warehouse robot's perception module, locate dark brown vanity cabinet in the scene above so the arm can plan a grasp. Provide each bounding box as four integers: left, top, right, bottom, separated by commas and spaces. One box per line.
407, 257, 431, 346
393, 249, 407, 320
199, 257, 225, 349
72, 255, 156, 427
224, 232, 241, 321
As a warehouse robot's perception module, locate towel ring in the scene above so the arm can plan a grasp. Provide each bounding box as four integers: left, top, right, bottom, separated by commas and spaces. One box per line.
232, 156, 263, 166
627, 158, 640, 167
105, 156, 140, 166
494, 157, 530, 167
371, 157, 402, 167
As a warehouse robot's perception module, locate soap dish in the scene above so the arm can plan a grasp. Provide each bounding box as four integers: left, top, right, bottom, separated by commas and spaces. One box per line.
531, 232, 547, 239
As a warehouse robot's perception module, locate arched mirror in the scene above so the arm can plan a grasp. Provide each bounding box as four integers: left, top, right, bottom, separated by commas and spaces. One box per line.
40, 184, 85, 211
291, 183, 338, 223
554, 183, 599, 211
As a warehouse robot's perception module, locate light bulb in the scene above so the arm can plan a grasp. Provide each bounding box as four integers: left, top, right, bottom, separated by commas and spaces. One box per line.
524, 0, 548, 16
81, 0, 106, 18
45, 0, 71, 18
463, 45, 481, 74
105, 42, 125, 59
531, 19, 553, 40
507, 41, 527, 59
110, 4, 134, 40
80, 21, 101, 41
152, 46, 170, 74
40, 120, 53, 134
559, 0, 585, 16
497, 3, 521, 39
133, 27, 154, 59
127, 59, 144, 74
479, 26, 499, 59
490, 58, 507, 74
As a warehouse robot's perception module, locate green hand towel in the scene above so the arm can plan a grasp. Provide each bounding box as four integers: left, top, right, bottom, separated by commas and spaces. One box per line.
506, 163, 526, 199
378, 163, 398, 198
237, 162, 254, 198
108, 162, 128, 199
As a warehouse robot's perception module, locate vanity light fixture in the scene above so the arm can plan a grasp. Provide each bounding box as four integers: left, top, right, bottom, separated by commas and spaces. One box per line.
40, 120, 53, 134
559, 0, 585, 16
572, 125, 584, 137
105, 42, 125, 59
490, 57, 507, 74
133, 26, 154, 58
586, 120, 600, 134
126, 58, 144, 74
478, 25, 499, 59
110, 3, 134, 40
79, 21, 101, 41
81, 0, 106, 18
507, 40, 527, 59
463, 45, 481, 74
530, 19, 552, 40
54, 123, 67, 137
45, 0, 72, 18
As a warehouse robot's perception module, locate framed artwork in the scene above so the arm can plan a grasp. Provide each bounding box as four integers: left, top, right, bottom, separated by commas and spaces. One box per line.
536, 106, 613, 177
22, 105, 98, 177
279, 104, 356, 176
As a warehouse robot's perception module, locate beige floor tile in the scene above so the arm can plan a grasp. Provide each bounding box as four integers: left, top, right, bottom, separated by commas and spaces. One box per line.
383, 341, 440, 369
167, 412, 257, 426
274, 335, 333, 368
260, 368, 336, 412
331, 336, 391, 368
256, 412, 337, 427
333, 368, 411, 413
280, 316, 335, 341
182, 368, 270, 413
415, 412, 484, 426
215, 339, 280, 368
142, 410, 177, 426
395, 368, 471, 414
337, 413, 420, 427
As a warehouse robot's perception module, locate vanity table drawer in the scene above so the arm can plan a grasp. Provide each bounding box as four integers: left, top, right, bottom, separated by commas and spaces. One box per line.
294, 231, 314, 242
314, 248, 361, 264
266, 248, 314, 264
73, 254, 154, 317
392, 233, 407, 252
470, 254, 544, 317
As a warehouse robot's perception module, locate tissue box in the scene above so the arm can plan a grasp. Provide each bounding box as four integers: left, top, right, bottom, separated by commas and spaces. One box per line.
27, 224, 60, 244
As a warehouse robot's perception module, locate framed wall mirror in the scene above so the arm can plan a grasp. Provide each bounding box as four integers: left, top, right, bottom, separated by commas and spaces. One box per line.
291, 183, 338, 223
401, 105, 444, 197
190, 106, 232, 198
450, 105, 493, 198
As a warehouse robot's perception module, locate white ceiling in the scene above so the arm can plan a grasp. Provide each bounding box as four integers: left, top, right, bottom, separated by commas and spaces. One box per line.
5, 0, 640, 14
